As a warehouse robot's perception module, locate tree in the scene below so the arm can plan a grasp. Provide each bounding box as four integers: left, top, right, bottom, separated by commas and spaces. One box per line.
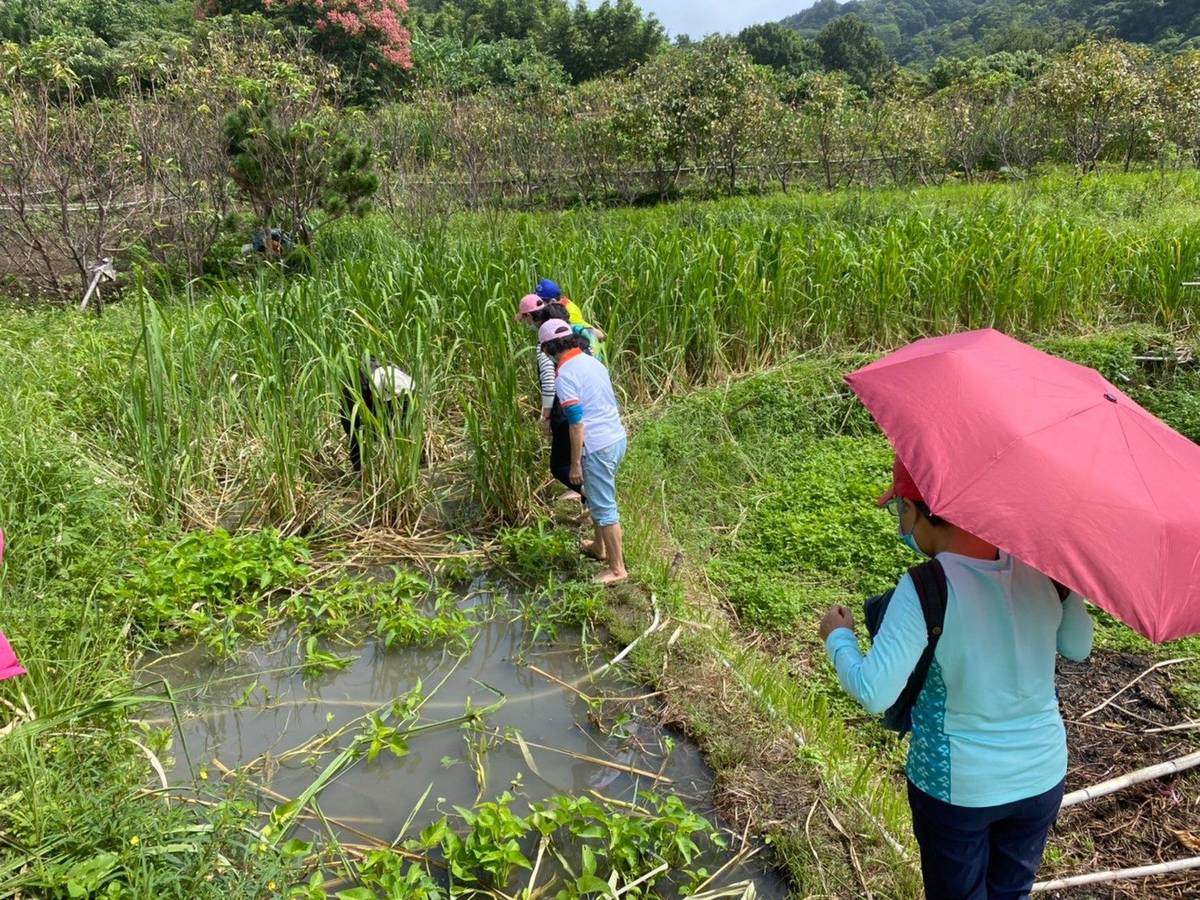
870, 76, 940, 185
798, 71, 865, 189
202, 0, 413, 99
417, 36, 567, 96
1040, 39, 1157, 174
0, 47, 147, 297
929, 50, 1046, 92
736, 23, 819, 76
550, 0, 665, 83
1161, 51, 1200, 167
687, 39, 773, 195
224, 86, 378, 247
932, 73, 1015, 181
815, 15, 891, 92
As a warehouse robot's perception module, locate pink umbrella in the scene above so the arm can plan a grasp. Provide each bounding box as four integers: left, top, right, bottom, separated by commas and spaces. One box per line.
0, 527, 25, 681
846, 329, 1200, 643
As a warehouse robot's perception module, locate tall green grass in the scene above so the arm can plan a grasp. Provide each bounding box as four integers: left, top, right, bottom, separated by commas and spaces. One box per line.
101, 172, 1200, 530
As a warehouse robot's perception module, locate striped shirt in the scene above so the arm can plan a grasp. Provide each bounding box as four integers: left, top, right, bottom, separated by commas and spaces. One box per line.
537, 349, 556, 412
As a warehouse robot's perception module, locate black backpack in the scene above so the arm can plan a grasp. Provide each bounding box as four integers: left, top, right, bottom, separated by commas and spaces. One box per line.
864, 560, 949, 736
864, 561, 1072, 736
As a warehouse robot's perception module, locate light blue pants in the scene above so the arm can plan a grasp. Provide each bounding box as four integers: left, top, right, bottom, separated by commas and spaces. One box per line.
582, 438, 626, 527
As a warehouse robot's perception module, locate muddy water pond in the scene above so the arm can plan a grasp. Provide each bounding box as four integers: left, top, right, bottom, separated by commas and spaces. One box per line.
138, 581, 788, 897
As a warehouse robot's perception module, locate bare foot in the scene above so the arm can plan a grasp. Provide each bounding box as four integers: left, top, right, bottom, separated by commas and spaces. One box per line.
581, 539, 607, 562
593, 569, 628, 586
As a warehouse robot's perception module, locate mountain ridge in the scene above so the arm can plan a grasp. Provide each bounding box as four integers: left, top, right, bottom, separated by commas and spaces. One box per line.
781, 0, 1200, 66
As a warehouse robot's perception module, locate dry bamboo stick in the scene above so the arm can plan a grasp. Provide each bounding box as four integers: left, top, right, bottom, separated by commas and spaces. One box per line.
1060, 749, 1200, 808
1145, 720, 1200, 734
591, 593, 661, 677
690, 846, 759, 896
1032, 856, 1200, 891
1081, 657, 1193, 719
210, 757, 415, 854
487, 730, 673, 784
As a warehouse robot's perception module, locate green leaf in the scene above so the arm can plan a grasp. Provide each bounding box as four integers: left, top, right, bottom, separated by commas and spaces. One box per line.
575, 873, 613, 896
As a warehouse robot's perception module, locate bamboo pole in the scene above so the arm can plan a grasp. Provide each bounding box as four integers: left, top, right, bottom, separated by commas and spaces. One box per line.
1060, 749, 1200, 808
590, 593, 661, 678
485, 729, 673, 784
1032, 856, 1200, 891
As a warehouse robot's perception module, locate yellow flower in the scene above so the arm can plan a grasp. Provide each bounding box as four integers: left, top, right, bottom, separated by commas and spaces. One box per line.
267, 882, 277, 892
129, 835, 141, 847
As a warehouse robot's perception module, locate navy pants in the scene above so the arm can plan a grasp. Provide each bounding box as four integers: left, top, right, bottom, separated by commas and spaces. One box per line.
907, 778, 1064, 900
549, 417, 586, 506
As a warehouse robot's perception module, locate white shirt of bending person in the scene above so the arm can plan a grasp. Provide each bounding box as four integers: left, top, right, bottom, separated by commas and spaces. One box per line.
370, 364, 414, 401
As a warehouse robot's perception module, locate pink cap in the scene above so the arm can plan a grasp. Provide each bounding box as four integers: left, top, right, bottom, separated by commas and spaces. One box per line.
877, 456, 924, 507
515, 293, 545, 321
538, 320, 573, 345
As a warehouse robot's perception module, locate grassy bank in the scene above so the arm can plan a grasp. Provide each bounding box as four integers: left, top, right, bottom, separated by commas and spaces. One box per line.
3, 171, 1200, 895
613, 328, 1200, 895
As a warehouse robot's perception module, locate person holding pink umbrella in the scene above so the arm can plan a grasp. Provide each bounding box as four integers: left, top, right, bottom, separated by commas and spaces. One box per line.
815, 324, 1200, 899
819, 456, 1093, 899
0, 528, 27, 682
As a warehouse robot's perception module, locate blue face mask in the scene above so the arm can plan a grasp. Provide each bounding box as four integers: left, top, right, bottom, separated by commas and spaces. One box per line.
900, 530, 926, 556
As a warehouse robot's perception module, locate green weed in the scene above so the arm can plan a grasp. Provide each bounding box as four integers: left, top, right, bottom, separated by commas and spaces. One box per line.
103, 528, 312, 645
403, 789, 723, 898
496, 521, 582, 579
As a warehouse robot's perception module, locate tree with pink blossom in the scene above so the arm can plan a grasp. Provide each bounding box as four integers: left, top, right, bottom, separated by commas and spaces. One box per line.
202, 0, 413, 99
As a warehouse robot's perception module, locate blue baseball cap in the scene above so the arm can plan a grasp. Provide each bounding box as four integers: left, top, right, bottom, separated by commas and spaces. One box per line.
535, 278, 562, 301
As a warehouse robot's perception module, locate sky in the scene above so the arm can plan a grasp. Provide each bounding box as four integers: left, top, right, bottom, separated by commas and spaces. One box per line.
633, 0, 815, 37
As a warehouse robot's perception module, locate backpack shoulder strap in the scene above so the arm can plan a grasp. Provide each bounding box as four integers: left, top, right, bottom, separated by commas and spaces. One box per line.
881, 559, 949, 737
908, 558, 948, 639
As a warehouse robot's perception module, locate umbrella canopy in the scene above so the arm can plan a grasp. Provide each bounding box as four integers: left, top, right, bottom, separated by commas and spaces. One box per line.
846, 329, 1200, 642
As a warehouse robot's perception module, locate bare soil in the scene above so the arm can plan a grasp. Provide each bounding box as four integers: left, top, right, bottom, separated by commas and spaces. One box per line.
1048, 650, 1200, 898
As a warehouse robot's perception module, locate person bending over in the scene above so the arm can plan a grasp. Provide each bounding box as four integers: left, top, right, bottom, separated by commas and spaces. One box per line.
516, 295, 588, 508
539, 320, 627, 585
340, 358, 415, 473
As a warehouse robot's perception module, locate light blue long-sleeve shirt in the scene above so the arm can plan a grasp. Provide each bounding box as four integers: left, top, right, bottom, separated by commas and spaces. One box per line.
825, 551, 1094, 807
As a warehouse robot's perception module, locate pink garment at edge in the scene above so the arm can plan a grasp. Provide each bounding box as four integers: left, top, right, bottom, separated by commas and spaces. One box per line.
0, 528, 25, 681
846, 328, 1200, 643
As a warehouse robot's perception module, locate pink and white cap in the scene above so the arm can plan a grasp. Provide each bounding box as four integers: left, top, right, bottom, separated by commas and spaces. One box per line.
515, 293, 545, 321
538, 320, 573, 345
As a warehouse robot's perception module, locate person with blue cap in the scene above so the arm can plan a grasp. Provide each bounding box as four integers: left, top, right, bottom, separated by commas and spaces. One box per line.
535, 278, 606, 361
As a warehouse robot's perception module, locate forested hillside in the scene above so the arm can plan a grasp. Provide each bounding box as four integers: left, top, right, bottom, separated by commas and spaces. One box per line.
782, 0, 1200, 65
